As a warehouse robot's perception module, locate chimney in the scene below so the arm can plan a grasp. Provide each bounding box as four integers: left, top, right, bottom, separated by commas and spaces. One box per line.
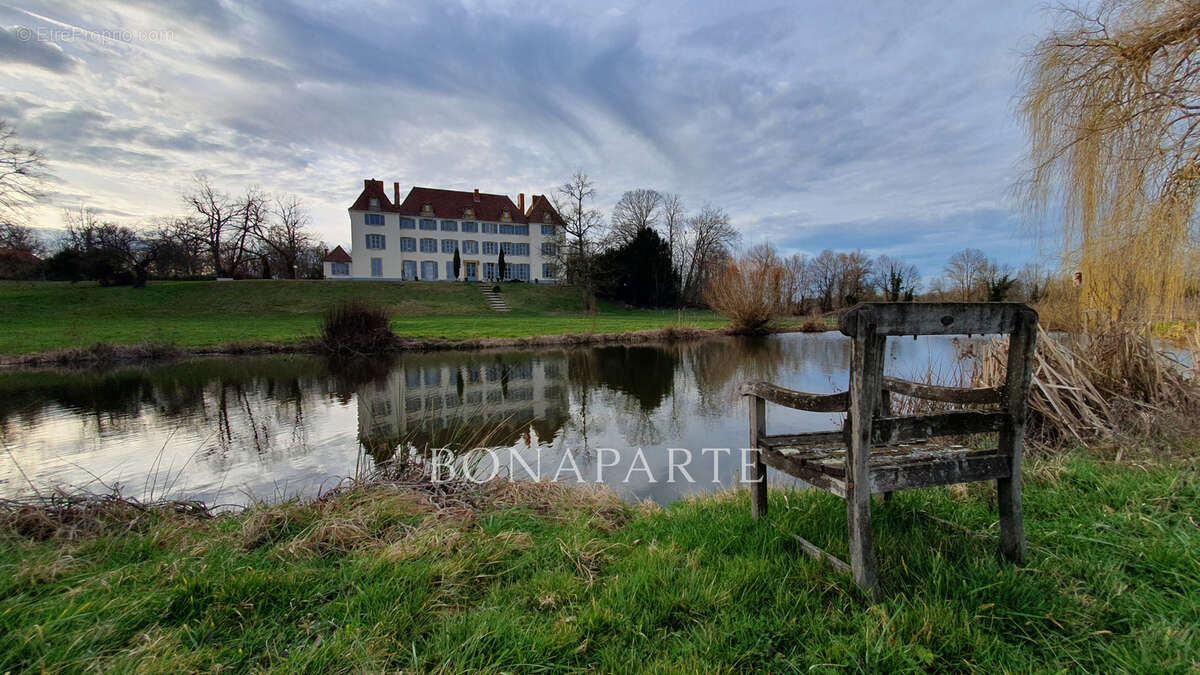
364, 179, 372, 190
393, 182, 400, 207
517, 193, 525, 212
473, 188, 480, 202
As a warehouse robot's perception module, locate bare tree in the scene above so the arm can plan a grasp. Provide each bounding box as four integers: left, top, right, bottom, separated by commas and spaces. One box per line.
551, 170, 605, 288
233, 186, 268, 277
660, 192, 686, 276
835, 250, 872, 305
1021, 0, 1200, 322
810, 249, 840, 311
0, 120, 46, 219
874, 255, 920, 301
0, 222, 42, 255
783, 253, 812, 313
681, 204, 739, 303
610, 188, 662, 245
258, 193, 314, 279
945, 248, 989, 301
184, 175, 237, 277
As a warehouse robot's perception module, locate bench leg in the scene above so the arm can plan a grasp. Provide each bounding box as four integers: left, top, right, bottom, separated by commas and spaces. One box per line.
748, 396, 768, 520
847, 482, 880, 601
997, 474, 1026, 563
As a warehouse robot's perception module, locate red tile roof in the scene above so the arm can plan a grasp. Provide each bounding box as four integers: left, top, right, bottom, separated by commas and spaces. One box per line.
323, 245, 352, 263
524, 194, 565, 226
397, 186, 524, 222
349, 179, 394, 212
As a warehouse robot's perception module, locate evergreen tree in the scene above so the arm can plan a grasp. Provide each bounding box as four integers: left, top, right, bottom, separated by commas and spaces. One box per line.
497, 248, 506, 281
593, 226, 680, 307
452, 248, 461, 280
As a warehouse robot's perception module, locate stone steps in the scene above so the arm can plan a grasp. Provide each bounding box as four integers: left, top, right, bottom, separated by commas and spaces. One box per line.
479, 283, 510, 312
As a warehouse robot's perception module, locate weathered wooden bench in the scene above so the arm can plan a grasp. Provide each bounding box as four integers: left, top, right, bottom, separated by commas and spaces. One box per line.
741, 302, 1037, 600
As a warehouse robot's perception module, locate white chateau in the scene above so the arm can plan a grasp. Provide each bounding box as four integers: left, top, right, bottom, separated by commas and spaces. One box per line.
323, 180, 565, 282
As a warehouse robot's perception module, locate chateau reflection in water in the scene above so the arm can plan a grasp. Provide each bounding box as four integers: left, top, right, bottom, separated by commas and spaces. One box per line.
0, 333, 978, 505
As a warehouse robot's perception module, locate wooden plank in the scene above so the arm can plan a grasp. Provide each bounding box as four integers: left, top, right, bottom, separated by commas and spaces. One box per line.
846, 310, 883, 602
739, 381, 849, 412
881, 376, 1003, 405
998, 308, 1037, 563
760, 430, 846, 449
839, 302, 1028, 337
789, 533, 851, 573
870, 453, 1011, 492
748, 395, 768, 520
871, 411, 1006, 444
761, 448, 847, 497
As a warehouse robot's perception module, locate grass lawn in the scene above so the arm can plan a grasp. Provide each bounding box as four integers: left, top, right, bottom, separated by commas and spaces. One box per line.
0, 280, 729, 354
1, 450, 1196, 671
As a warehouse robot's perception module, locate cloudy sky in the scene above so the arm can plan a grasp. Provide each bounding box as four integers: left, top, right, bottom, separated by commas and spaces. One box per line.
0, 0, 1062, 277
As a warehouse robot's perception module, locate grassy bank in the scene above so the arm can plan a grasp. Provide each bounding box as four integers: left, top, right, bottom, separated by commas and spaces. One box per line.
2, 450, 1196, 671
0, 280, 729, 355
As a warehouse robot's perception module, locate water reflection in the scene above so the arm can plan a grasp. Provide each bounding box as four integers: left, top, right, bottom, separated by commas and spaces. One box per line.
0, 333, 980, 506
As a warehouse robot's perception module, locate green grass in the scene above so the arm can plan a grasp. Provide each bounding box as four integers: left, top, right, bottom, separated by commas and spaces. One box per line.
1, 451, 1196, 672
0, 280, 728, 354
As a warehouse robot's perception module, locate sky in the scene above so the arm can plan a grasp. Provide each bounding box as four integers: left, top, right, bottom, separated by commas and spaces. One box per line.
0, 0, 1064, 279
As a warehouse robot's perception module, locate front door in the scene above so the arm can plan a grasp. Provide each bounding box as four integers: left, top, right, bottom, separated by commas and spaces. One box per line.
465, 261, 478, 281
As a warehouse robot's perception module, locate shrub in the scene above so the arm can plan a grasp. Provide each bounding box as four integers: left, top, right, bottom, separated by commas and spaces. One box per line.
704, 255, 786, 333
492, 285, 501, 293
319, 302, 395, 355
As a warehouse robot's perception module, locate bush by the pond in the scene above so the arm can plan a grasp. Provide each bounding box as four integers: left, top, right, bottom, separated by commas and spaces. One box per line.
318, 301, 396, 355
705, 255, 786, 333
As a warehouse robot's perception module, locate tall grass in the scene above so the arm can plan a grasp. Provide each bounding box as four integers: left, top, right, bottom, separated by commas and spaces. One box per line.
318, 301, 396, 355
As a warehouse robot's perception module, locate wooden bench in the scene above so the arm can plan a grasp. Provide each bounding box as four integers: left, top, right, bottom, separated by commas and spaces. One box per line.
741, 302, 1037, 601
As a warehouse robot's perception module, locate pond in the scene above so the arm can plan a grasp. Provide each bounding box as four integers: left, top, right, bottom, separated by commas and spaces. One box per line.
0, 333, 986, 506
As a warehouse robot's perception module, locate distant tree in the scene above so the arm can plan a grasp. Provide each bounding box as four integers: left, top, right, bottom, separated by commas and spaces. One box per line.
594, 226, 680, 307
184, 175, 237, 278
680, 204, 739, 303
257, 193, 314, 279
610, 189, 662, 246
497, 248, 506, 281
783, 252, 812, 314
945, 248, 989, 301
982, 261, 1016, 302
552, 170, 605, 287
874, 255, 920, 301
810, 249, 840, 312
835, 250, 872, 306
660, 193, 686, 276
59, 207, 164, 287
452, 247, 461, 280
0, 222, 42, 255
0, 120, 46, 220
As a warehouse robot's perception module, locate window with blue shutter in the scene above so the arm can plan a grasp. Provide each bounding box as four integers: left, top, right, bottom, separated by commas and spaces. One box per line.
541, 242, 556, 256
400, 237, 416, 252
420, 238, 437, 253
420, 261, 438, 280
365, 234, 386, 249
441, 220, 458, 231
461, 221, 477, 233
400, 218, 416, 230
542, 263, 556, 278
331, 262, 350, 275
541, 224, 555, 236
482, 241, 497, 255
461, 240, 478, 255
446, 261, 455, 279
364, 213, 385, 225
420, 219, 437, 231
441, 239, 457, 254
370, 258, 383, 277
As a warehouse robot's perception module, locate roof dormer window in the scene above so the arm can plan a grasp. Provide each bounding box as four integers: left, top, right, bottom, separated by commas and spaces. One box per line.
464, 207, 474, 219
421, 203, 433, 215
368, 197, 380, 210
543, 213, 551, 223
501, 210, 511, 222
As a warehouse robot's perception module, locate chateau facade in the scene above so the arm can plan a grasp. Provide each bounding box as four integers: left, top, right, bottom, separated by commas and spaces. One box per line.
325, 179, 565, 282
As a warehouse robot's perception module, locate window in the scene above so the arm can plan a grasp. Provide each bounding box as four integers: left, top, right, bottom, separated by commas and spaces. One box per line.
499, 223, 528, 236
331, 262, 350, 276
461, 240, 478, 255
542, 263, 556, 278
420, 218, 437, 231
440, 220, 458, 231
541, 224, 555, 236
420, 261, 438, 280
420, 238, 437, 253
461, 221, 477, 233
365, 234, 386, 250
441, 239, 457, 254
463, 207, 474, 219
482, 241, 497, 255
446, 261, 456, 279
482, 262, 497, 280
365, 213, 385, 225
501, 242, 529, 256
402, 260, 416, 280
482, 222, 497, 234
503, 263, 530, 281
421, 204, 433, 215
541, 242, 556, 256
400, 237, 416, 252
371, 258, 383, 277
400, 218, 416, 230
368, 198, 380, 210
500, 210, 511, 222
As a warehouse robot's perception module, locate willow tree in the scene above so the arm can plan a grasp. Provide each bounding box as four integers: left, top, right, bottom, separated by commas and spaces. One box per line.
1021, 0, 1200, 324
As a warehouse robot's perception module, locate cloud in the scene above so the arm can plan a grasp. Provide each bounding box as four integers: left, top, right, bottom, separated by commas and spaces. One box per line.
0, 0, 1055, 278
0, 25, 79, 72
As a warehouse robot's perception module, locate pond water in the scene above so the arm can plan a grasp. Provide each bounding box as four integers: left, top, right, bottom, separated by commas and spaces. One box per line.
0, 333, 986, 506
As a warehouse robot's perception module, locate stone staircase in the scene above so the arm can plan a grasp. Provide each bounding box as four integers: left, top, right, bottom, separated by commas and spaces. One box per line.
480, 283, 510, 312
